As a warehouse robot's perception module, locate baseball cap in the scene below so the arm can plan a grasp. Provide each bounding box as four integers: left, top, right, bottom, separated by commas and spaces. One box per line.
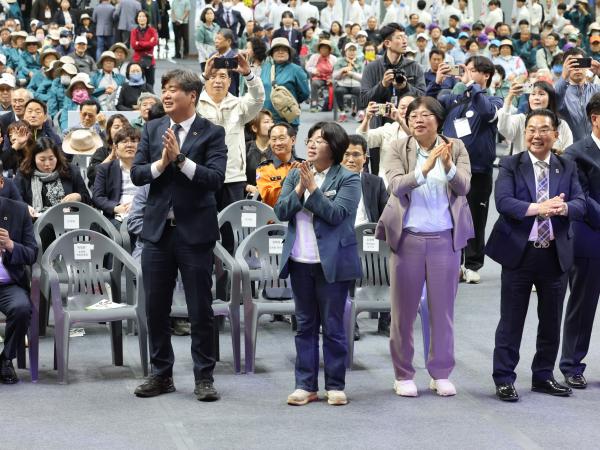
0, 74, 16, 88
416, 32, 429, 41
75, 35, 88, 45
356, 30, 368, 38
458, 32, 469, 39
445, 37, 457, 46
489, 39, 501, 47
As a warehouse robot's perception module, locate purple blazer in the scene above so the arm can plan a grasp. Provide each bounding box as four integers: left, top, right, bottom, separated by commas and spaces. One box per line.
375, 135, 475, 252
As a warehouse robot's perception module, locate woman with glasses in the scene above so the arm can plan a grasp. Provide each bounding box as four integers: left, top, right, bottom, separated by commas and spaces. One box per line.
376, 96, 474, 398
275, 122, 362, 407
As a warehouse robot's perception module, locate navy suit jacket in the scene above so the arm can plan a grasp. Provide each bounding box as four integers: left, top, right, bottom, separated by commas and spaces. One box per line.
92, 159, 122, 220
0, 178, 24, 202
216, 8, 245, 38
274, 164, 363, 283
0, 197, 37, 290
272, 28, 302, 64
361, 172, 388, 223
563, 136, 600, 258
485, 151, 586, 272
130, 114, 227, 245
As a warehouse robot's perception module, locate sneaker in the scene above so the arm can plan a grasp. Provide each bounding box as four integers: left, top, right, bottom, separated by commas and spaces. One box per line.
134, 375, 176, 397
463, 268, 481, 284
429, 378, 456, 396
394, 379, 418, 397
172, 319, 191, 336
356, 110, 365, 121
325, 390, 348, 405
339, 113, 348, 122
287, 389, 318, 406
194, 380, 220, 402
0, 356, 18, 384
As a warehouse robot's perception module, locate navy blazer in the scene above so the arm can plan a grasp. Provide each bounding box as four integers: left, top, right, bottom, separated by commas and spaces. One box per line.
130, 114, 227, 245
361, 172, 388, 223
0, 197, 37, 290
563, 136, 600, 258
485, 151, 586, 272
274, 164, 363, 283
0, 178, 24, 202
92, 159, 122, 220
272, 28, 302, 64
216, 8, 246, 38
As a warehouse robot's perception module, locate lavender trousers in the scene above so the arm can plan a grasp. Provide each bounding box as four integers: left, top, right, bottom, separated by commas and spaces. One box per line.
389, 229, 461, 380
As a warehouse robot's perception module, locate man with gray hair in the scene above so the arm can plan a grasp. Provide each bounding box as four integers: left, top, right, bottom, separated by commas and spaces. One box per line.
132, 92, 161, 130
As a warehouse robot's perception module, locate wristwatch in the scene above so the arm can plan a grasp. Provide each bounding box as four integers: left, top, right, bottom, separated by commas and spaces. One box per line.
176, 154, 186, 165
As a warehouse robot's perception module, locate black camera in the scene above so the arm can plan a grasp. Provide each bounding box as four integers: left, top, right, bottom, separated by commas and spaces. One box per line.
387, 65, 407, 85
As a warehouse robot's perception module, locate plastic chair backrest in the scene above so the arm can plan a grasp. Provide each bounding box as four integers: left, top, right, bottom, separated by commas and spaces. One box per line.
354, 223, 391, 289
235, 223, 289, 290
218, 199, 279, 254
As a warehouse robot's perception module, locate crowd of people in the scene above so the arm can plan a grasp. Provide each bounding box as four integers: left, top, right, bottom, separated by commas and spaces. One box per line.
0, 0, 599, 409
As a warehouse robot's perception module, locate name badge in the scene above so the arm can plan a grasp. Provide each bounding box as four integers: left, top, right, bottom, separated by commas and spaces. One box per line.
324, 190, 337, 197
454, 118, 472, 138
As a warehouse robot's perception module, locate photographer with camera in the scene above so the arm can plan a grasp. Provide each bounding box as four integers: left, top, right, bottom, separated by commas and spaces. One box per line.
427, 56, 503, 284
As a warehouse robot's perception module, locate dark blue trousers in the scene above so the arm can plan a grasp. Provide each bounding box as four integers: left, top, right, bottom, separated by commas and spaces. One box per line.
0, 284, 31, 360
288, 260, 349, 392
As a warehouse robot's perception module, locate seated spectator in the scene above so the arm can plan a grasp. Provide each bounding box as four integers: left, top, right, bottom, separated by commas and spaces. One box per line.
332, 42, 363, 122
23, 99, 62, 146
56, 29, 75, 56
15, 136, 91, 217
91, 51, 126, 111
110, 43, 131, 77
1, 121, 33, 177
498, 80, 573, 154
306, 40, 337, 112
59, 73, 96, 133
131, 93, 160, 129
87, 113, 131, 186
47, 61, 78, 118
0, 74, 15, 112
256, 122, 303, 207
69, 35, 96, 75
28, 47, 59, 94
0, 161, 23, 201
17, 36, 42, 85
92, 127, 141, 226
245, 109, 274, 197
5, 31, 27, 72
492, 39, 527, 81
68, 98, 105, 138
0, 87, 31, 148
116, 63, 153, 111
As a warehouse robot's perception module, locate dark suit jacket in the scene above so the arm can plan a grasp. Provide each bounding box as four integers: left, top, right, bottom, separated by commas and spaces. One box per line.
0, 197, 37, 290
92, 159, 122, 220
361, 172, 388, 222
272, 28, 302, 64
216, 8, 245, 38
0, 178, 24, 202
0, 110, 15, 139
485, 151, 586, 272
563, 136, 600, 258
130, 114, 227, 245
274, 164, 363, 284
53, 9, 80, 27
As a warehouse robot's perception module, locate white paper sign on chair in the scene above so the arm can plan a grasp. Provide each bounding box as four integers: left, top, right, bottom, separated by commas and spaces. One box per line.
73, 243, 93, 260
241, 212, 257, 228
268, 238, 283, 255
363, 236, 380, 252
64, 214, 80, 230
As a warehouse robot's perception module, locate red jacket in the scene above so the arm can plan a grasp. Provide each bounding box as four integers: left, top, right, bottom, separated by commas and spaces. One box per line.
130, 26, 158, 66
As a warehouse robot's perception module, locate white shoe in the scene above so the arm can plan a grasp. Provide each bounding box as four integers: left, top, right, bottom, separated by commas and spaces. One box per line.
287, 389, 318, 406
463, 268, 481, 284
394, 379, 418, 397
429, 379, 457, 396
325, 390, 348, 405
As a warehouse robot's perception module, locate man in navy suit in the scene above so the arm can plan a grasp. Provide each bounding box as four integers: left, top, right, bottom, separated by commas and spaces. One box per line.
131, 69, 227, 401
216, 1, 246, 44
272, 11, 302, 65
0, 193, 37, 384
486, 109, 586, 402
559, 93, 600, 389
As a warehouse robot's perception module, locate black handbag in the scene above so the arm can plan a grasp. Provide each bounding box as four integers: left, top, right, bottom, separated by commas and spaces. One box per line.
139, 54, 153, 69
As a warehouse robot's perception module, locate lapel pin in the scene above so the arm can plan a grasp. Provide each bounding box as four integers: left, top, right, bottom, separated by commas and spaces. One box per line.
556, 169, 559, 173
3, 217, 6, 220
193, 132, 198, 135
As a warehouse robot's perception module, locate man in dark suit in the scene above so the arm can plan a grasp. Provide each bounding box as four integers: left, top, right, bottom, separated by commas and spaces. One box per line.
342, 134, 390, 338
0, 192, 38, 384
215, 1, 246, 45
130, 69, 227, 401
272, 11, 302, 65
0, 162, 23, 202
559, 93, 600, 389
486, 109, 586, 402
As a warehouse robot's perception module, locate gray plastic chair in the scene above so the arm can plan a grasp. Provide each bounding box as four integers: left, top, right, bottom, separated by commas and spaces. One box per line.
346, 223, 430, 368
238, 224, 293, 373
32, 202, 122, 336
42, 229, 148, 384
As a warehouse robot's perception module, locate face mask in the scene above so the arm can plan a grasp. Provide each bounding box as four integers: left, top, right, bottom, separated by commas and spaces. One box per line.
492, 74, 501, 85
72, 88, 90, 104
59, 37, 69, 46
129, 72, 143, 82
365, 50, 376, 61
60, 74, 71, 86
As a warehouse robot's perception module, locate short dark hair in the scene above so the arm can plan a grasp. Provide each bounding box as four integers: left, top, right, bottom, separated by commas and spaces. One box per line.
449, 14, 460, 22
405, 97, 446, 133
105, 113, 130, 146
518, 19, 530, 26
161, 69, 202, 106
126, 62, 143, 78
380, 22, 405, 41
24, 98, 47, 114
113, 127, 141, 145
347, 134, 368, 154
465, 55, 495, 87
524, 108, 559, 130
557, 3, 567, 10
281, 11, 294, 19
429, 48, 445, 60
417, 0, 426, 10
268, 122, 297, 139
307, 121, 349, 165
248, 36, 267, 64
218, 28, 234, 43
564, 47, 586, 59
546, 32, 560, 42
586, 92, 600, 121
200, 7, 214, 23
148, 103, 166, 121
409, 13, 418, 20
80, 99, 100, 113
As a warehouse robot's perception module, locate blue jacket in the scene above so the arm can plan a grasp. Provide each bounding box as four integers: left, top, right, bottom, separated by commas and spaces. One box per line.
563, 136, 600, 258
555, 78, 600, 143
274, 164, 363, 283
17, 52, 41, 81
48, 78, 68, 118
5, 47, 23, 70
28, 69, 49, 93
485, 151, 585, 272
428, 82, 503, 174
90, 70, 126, 96
56, 43, 75, 57
59, 97, 79, 133
260, 60, 309, 126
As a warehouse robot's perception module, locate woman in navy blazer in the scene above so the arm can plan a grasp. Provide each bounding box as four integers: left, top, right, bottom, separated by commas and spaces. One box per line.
275, 122, 362, 407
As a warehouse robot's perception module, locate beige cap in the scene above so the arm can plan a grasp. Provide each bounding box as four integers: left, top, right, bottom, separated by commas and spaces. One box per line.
63, 129, 104, 156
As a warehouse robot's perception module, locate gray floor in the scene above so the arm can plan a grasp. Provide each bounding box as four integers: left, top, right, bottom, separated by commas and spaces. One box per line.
2, 59, 600, 449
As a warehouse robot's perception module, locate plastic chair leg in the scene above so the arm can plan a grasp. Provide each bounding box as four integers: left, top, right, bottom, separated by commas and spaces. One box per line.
244, 305, 260, 374
55, 317, 71, 384
110, 321, 124, 366
418, 284, 430, 365
136, 316, 149, 377
229, 305, 241, 374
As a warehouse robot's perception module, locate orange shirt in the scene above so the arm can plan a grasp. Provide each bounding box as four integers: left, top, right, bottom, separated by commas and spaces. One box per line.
256, 154, 302, 207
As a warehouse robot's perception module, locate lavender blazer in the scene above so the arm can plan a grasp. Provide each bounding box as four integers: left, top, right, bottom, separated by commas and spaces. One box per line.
375, 135, 475, 252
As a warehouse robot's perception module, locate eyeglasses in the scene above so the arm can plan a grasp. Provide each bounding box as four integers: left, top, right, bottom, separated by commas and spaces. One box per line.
343, 151, 364, 159
525, 127, 553, 136
305, 138, 327, 146
408, 112, 435, 121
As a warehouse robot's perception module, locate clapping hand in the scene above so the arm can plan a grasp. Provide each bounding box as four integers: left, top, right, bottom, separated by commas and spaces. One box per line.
299, 161, 317, 193
421, 142, 453, 176
0, 228, 13, 252
539, 193, 567, 217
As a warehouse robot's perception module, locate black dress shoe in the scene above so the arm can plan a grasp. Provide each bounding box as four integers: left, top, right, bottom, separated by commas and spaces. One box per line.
377, 317, 390, 337
134, 375, 176, 397
353, 322, 360, 341
0, 357, 18, 384
194, 380, 220, 402
495, 383, 519, 402
564, 374, 587, 389
531, 378, 572, 396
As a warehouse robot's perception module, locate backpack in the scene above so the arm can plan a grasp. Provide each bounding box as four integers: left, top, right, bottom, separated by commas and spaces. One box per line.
270, 64, 301, 123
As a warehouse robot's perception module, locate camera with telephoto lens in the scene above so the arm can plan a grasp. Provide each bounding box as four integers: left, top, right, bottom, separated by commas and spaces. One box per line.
387, 65, 407, 85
